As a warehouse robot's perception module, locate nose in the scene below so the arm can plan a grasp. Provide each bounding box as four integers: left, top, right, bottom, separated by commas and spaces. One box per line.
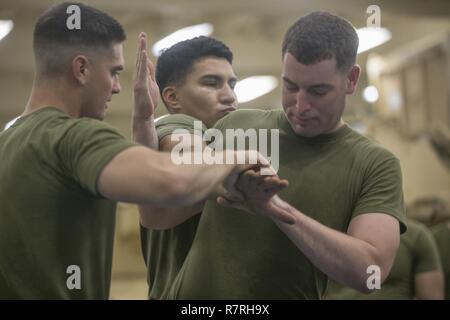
112, 78, 121, 94
219, 84, 236, 106
296, 90, 310, 114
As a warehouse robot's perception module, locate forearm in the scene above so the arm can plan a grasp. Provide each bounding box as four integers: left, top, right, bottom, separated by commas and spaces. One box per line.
173, 159, 236, 205
271, 204, 389, 293
99, 147, 236, 208
132, 115, 158, 149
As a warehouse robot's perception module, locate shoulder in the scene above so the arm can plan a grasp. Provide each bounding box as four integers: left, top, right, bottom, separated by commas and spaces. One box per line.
58, 117, 126, 144
20, 108, 125, 145
156, 114, 206, 140
214, 108, 281, 130
156, 113, 202, 127
346, 129, 400, 167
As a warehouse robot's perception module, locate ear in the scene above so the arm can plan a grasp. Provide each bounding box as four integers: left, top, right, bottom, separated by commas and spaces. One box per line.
346, 64, 361, 94
72, 55, 90, 85
162, 86, 181, 112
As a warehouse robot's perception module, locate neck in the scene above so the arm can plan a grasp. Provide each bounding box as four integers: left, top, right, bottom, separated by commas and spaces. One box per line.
332, 118, 344, 131
23, 75, 81, 118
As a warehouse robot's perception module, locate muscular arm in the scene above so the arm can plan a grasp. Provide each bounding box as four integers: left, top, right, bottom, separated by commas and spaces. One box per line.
97, 145, 240, 208
272, 203, 400, 293
220, 170, 400, 293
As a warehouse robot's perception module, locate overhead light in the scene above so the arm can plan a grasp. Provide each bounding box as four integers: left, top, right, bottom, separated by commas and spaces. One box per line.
0, 20, 13, 42
152, 23, 213, 56
362, 85, 379, 103
356, 27, 391, 54
235, 76, 278, 103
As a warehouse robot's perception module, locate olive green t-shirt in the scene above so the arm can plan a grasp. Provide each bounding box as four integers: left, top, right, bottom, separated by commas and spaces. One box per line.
0, 107, 135, 299
326, 219, 441, 300
431, 220, 450, 300
140, 114, 206, 299
166, 108, 406, 300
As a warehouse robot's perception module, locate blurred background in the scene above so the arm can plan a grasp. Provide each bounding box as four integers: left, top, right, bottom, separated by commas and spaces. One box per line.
0, 0, 449, 299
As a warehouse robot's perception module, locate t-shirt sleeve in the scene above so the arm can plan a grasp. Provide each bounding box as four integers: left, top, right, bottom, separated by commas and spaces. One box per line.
352, 153, 407, 234
57, 119, 136, 197
156, 114, 207, 141
413, 224, 442, 274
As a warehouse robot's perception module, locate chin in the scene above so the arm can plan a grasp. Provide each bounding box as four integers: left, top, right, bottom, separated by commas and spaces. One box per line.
289, 122, 318, 138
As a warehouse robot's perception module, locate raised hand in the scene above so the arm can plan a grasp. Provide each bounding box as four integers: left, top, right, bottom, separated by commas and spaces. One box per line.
133, 32, 159, 120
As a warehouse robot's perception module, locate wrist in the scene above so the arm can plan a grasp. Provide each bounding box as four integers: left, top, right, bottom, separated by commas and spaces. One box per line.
133, 113, 155, 122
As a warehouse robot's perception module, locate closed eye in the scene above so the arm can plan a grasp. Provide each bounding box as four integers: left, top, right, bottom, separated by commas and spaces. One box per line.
308, 85, 331, 96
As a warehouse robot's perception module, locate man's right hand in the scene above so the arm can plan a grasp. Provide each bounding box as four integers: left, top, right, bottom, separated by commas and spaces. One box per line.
133, 32, 159, 120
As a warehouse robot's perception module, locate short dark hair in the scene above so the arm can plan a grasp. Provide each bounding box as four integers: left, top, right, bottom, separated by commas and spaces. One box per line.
33, 2, 126, 75
282, 11, 359, 72
155, 36, 233, 106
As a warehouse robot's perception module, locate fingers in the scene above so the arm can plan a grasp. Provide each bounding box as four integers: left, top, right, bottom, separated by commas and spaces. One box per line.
140, 49, 148, 83
239, 170, 288, 192
216, 196, 230, 207
224, 185, 245, 202
135, 33, 148, 84
147, 58, 156, 82
263, 183, 288, 198
135, 32, 146, 69
223, 190, 244, 202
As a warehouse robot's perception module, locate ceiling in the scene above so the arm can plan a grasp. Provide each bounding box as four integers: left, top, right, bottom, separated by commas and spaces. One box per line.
0, 0, 449, 118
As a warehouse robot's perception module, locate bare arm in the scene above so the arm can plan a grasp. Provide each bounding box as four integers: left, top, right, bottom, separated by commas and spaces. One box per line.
219, 170, 400, 293
131, 33, 211, 229
415, 270, 444, 299
272, 205, 400, 293
97, 145, 254, 208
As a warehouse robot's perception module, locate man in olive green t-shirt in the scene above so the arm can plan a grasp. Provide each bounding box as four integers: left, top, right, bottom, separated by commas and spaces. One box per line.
134, 37, 242, 299
0, 3, 282, 299
326, 219, 443, 299
158, 12, 407, 299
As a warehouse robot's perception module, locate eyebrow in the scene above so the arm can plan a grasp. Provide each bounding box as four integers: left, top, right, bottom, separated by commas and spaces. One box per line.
282, 77, 332, 89
282, 76, 297, 86
201, 74, 238, 82
309, 84, 332, 90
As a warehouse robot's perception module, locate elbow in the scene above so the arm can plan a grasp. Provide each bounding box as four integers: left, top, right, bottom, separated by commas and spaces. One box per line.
353, 263, 390, 295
